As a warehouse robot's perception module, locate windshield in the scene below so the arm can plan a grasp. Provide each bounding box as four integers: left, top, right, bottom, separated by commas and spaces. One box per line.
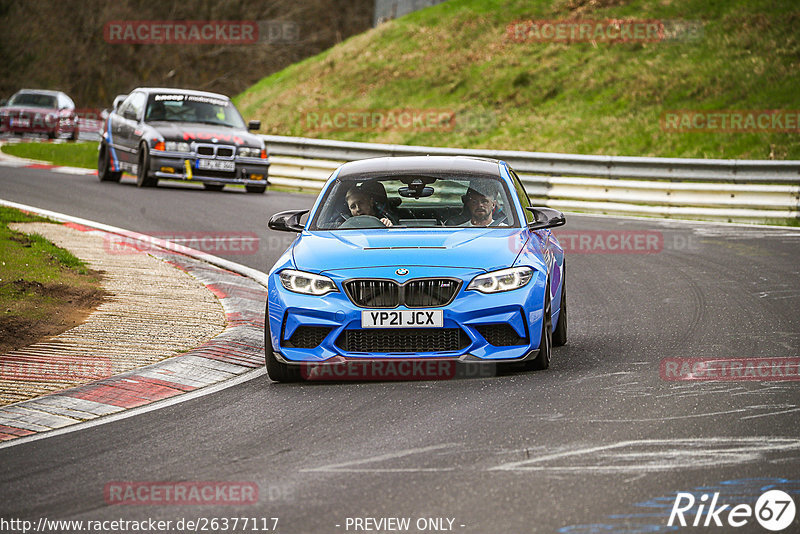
311, 174, 519, 230
145, 93, 246, 128
8, 93, 57, 108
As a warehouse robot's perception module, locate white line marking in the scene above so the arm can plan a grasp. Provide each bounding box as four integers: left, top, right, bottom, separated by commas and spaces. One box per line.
301, 443, 459, 473
490, 437, 800, 473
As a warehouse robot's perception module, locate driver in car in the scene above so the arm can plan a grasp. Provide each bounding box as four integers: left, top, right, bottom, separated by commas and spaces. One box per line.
345, 187, 394, 227
460, 186, 497, 226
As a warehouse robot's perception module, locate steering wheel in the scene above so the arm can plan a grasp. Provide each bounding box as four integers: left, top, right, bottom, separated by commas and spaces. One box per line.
339, 215, 385, 229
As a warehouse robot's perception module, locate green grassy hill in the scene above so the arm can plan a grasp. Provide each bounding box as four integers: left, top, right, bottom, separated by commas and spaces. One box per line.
235, 0, 800, 160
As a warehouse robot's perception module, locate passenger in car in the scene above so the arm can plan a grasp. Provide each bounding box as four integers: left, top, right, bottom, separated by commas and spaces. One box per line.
345, 187, 394, 227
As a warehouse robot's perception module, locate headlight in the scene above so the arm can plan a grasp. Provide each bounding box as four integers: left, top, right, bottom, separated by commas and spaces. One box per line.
238, 146, 261, 157
165, 141, 191, 152
467, 266, 534, 294
279, 269, 338, 296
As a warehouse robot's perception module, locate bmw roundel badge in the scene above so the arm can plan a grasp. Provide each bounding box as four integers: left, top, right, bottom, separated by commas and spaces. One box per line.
396, 268, 409, 276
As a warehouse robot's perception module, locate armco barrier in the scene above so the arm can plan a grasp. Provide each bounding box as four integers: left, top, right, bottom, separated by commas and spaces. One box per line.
261, 135, 800, 223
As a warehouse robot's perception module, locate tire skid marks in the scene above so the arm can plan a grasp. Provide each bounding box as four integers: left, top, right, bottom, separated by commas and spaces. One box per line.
302, 438, 800, 475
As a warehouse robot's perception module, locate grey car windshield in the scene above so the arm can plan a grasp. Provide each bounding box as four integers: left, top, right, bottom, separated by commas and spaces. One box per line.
145, 94, 246, 128
9, 93, 57, 108
311, 175, 519, 230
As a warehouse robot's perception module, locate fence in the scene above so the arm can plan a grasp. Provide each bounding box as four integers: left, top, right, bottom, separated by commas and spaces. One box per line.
262, 135, 800, 223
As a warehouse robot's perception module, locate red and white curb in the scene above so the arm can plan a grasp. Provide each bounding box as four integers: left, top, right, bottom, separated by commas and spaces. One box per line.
0, 199, 269, 448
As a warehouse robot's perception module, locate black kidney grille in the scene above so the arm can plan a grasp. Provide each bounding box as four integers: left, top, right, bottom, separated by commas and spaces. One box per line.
344, 278, 460, 308
197, 146, 214, 156
404, 279, 459, 307
475, 324, 527, 346
336, 328, 469, 353
284, 326, 332, 348
216, 147, 234, 158
345, 280, 399, 308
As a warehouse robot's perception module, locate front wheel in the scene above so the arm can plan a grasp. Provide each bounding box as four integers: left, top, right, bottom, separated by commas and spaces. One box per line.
525, 282, 552, 371
265, 303, 302, 382
553, 263, 567, 347
98, 143, 122, 182
136, 144, 157, 188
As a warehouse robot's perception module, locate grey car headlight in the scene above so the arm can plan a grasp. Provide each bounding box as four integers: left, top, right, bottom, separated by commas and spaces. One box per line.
279, 269, 338, 296
165, 141, 191, 152
467, 266, 534, 294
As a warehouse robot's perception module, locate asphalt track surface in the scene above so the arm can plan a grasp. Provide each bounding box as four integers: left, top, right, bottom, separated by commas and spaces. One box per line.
1, 167, 799, 533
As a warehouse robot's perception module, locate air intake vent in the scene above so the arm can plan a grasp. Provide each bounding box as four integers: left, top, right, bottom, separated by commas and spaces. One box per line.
284, 326, 332, 348
336, 328, 469, 353
475, 324, 527, 346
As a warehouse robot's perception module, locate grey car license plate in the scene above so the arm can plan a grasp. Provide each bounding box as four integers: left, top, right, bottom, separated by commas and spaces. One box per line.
197, 159, 235, 172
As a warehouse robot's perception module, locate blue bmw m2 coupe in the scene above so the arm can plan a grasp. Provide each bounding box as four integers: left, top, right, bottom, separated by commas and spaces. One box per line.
265, 156, 566, 381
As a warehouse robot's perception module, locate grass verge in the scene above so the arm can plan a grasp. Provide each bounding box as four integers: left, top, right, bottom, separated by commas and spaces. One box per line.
1, 141, 97, 169
0, 206, 106, 355
236, 0, 800, 160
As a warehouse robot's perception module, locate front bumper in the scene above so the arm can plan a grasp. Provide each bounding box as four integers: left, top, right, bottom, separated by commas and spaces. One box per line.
149, 150, 270, 185
267, 266, 548, 364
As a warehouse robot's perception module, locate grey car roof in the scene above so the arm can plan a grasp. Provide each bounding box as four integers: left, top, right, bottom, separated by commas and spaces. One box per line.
133, 87, 231, 101
14, 89, 67, 96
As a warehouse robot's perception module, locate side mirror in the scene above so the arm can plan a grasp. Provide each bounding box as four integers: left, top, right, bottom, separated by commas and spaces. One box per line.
269, 209, 308, 233
526, 207, 566, 230
248, 120, 261, 131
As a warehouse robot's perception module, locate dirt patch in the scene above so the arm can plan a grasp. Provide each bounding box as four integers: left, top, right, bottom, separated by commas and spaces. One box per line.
0, 278, 107, 355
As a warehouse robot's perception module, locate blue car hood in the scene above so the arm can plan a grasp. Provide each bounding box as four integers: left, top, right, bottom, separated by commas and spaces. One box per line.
292, 229, 522, 273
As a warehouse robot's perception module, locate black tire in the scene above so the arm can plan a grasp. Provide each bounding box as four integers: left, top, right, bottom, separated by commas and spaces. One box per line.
97, 143, 122, 182
203, 184, 224, 192
69, 127, 79, 141
264, 302, 302, 382
553, 263, 567, 347
525, 282, 552, 371
136, 144, 157, 188
246, 184, 267, 194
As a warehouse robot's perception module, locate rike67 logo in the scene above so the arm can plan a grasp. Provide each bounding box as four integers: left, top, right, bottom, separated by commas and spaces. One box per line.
668, 489, 796, 531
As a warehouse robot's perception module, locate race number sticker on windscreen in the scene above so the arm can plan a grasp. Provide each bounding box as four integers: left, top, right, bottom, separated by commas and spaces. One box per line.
362, 310, 443, 328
